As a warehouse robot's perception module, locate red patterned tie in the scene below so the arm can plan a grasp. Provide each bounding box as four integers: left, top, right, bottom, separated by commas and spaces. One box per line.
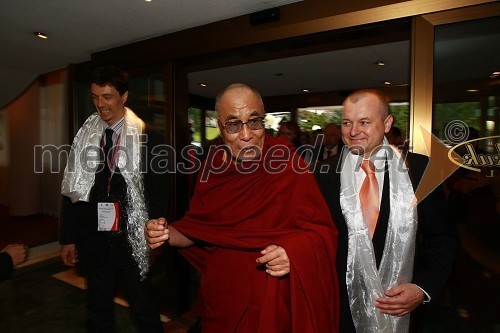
360, 160, 379, 239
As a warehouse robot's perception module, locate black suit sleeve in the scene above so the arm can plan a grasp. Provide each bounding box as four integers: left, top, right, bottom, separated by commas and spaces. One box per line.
408, 153, 458, 299
59, 195, 78, 245
0, 252, 14, 281
143, 125, 169, 219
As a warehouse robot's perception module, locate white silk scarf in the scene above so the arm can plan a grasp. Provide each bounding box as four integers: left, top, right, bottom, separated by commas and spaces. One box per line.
61, 108, 151, 278
339, 139, 417, 333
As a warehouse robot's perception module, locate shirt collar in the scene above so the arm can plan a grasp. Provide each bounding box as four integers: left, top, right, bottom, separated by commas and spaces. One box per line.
107, 116, 125, 135
348, 144, 387, 172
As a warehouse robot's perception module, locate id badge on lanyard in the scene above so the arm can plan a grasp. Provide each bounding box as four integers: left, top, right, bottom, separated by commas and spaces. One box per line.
98, 200, 121, 231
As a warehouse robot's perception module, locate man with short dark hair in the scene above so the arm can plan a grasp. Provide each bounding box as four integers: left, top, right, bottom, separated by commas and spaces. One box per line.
60, 66, 167, 332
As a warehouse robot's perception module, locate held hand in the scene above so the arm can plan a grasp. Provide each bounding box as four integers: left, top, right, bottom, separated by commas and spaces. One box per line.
256, 244, 290, 277
60, 244, 78, 267
375, 283, 425, 316
145, 217, 169, 249
2, 244, 28, 266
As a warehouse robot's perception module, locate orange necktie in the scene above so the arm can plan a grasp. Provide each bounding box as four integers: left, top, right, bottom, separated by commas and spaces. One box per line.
359, 160, 379, 239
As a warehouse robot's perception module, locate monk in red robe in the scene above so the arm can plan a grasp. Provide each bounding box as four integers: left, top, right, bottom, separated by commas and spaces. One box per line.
146, 83, 339, 333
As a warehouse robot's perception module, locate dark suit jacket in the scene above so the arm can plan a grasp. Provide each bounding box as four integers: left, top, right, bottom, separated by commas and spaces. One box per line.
60, 123, 168, 268
316, 142, 345, 162
315, 151, 457, 332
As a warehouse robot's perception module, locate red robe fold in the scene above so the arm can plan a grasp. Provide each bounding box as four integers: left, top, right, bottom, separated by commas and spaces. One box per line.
174, 135, 339, 333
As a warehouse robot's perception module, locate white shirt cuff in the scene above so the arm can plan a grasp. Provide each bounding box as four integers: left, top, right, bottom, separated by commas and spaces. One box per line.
415, 284, 431, 304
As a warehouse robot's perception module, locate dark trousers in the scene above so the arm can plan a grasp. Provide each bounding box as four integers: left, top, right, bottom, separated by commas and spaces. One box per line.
84, 257, 162, 333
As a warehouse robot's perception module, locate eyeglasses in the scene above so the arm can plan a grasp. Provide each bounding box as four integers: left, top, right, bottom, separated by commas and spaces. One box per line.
220, 117, 265, 134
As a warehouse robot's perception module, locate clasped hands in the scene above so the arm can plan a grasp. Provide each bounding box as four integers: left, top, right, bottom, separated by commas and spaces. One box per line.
375, 283, 426, 316
145, 217, 290, 277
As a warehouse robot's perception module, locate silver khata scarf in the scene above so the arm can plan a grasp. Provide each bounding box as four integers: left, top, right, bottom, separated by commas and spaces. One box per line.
61, 108, 151, 278
339, 139, 417, 333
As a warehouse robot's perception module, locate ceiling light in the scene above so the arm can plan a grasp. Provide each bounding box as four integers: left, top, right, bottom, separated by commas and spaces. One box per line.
376, 61, 385, 66
384, 81, 391, 85
145, 0, 152, 2
302, 89, 309, 92
486, 120, 495, 131
199, 83, 207, 87
466, 89, 479, 92
34, 32, 48, 39
491, 71, 500, 78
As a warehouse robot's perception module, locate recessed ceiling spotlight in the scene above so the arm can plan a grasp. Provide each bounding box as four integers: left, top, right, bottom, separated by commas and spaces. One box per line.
384, 81, 391, 85
199, 83, 207, 87
145, 0, 152, 2
34, 32, 48, 39
491, 71, 500, 78
376, 61, 385, 66
302, 89, 309, 93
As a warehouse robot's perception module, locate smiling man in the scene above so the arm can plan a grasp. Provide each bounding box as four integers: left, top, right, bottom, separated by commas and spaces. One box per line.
60, 66, 167, 333
315, 89, 456, 333
145, 83, 340, 333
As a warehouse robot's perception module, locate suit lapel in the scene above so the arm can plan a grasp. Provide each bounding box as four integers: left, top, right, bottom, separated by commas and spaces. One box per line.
372, 161, 390, 268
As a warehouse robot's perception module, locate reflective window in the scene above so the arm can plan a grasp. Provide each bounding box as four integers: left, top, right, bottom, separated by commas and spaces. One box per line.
435, 17, 500, 323
433, 16, 500, 150
128, 74, 165, 133
188, 107, 202, 145
266, 111, 291, 137
297, 107, 342, 131
205, 110, 219, 142
188, 108, 219, 146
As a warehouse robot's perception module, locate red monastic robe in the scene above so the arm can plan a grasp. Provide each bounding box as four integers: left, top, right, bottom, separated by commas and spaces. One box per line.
174, 135, 339, 333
